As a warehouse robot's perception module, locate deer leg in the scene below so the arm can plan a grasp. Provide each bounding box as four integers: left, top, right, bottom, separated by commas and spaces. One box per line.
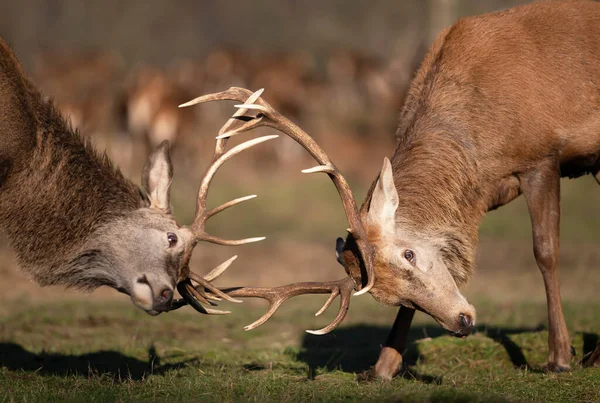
374, 306, 415, 380
520, 160, 572, 371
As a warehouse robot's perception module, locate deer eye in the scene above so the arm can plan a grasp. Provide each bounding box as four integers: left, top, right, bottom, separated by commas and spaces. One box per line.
167, 232, 178, 247
403, 249, 415, 264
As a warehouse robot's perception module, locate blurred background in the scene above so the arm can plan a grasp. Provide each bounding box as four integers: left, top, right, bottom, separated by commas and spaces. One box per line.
1, 0, 599, 316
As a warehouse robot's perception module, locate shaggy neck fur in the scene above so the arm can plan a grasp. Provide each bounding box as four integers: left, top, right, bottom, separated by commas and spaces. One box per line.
353, 62, 491, 285
366, 27, 492, 284
0, 39, 143, 289
389, 130, 484, 284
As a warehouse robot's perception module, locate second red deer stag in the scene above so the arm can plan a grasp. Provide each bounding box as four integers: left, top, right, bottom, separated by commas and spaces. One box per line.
181, 0, 600, 378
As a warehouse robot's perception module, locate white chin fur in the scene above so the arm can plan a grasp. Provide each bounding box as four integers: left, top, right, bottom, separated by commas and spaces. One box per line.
132, 281, 154, 311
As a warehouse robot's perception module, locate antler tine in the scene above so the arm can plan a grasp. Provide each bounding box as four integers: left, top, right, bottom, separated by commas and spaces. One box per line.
191, 134, 278, 244
180, 87, 264, 153
243, 299, 284, 331
177, 280, 231, 315
179, 87, 260, 109
215, 116, 265, 140
218, 88, 264, 136
173, 255, 242, 314
221, 277, 356, 334
306, 283, 352, 335
203, 255, 238, 282
205, 195, 257, 220
315, 289, 339, 317
188, 270, 243, 304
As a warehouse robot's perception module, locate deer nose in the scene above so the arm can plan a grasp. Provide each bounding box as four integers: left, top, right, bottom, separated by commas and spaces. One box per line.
153, 288, 173, 312
458, 313, 474, 336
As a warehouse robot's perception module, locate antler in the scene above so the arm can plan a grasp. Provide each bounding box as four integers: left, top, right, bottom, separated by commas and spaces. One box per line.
173, 255, 241, 315
189, 88, 275, 246
179, 87, 376, 333
221, 277, 355, 335
172, 89, 278, 315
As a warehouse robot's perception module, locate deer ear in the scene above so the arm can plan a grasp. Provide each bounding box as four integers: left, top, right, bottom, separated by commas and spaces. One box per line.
367, 157, 398, 233
142, 140, 173, 212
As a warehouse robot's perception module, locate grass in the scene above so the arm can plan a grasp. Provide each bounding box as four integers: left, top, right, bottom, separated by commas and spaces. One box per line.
1, 172, 599, 401
1, 295, 599, 402
2, 140, 600, 401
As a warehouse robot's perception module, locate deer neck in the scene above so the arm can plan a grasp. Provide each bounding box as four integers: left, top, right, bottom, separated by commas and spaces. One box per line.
0, 97, 143, 286
364, 128, 487, 285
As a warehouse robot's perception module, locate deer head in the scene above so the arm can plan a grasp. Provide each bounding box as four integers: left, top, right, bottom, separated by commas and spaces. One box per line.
95, 90, 279, 316
92, 140, 194, 315
337, 158, 476, 337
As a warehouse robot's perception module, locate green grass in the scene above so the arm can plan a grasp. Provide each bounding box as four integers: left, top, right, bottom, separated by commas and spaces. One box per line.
1, 296, 599, 402
3, 146, 600, 401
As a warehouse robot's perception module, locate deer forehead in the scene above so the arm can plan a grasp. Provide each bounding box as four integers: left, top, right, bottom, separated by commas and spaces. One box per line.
125, 208, 179, 228
370, 225, 441, 259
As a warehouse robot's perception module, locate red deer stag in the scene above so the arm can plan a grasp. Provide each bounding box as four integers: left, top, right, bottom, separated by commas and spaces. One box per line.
180, 0, 600, 378
0, 37, 279, 316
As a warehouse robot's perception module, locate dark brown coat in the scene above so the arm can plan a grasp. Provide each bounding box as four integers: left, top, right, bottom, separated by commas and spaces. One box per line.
0, 38, 192, 315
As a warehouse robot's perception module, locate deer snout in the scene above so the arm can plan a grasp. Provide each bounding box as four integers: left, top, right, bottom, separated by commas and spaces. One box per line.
152, 287, 174, 313
429, 293, 476, 338
131, 275, 174, 315
454, 313, 475, 338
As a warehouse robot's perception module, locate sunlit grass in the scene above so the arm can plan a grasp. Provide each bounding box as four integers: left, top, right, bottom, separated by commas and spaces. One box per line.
1, 296, 599, 402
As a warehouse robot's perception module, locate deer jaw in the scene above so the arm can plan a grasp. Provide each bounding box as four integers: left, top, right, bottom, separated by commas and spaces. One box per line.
339, 158, 476, 336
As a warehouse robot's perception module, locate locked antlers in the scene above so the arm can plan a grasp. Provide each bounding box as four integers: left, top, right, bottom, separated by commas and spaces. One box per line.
179, 87, 375, 334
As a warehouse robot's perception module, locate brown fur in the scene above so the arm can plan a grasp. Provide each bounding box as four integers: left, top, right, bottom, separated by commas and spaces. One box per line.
0, 38, 144, 289
0, 38, 206, 316
341, 0, 600, 378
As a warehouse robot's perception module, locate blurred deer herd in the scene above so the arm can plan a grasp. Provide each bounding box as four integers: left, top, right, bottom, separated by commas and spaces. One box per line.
31, 47, 417, 180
